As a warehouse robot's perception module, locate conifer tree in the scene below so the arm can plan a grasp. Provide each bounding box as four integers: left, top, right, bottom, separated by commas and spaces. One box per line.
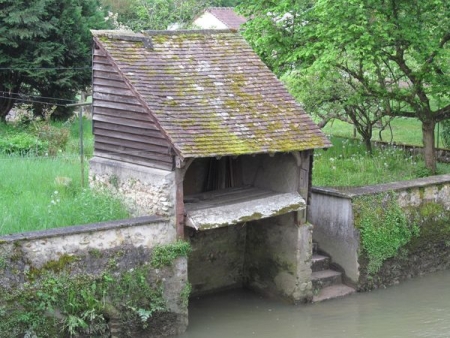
0, 0, 109, 120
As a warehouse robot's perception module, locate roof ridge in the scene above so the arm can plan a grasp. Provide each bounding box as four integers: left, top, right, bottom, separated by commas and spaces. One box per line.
207, 7, 235, 10
144, 29, 237, 35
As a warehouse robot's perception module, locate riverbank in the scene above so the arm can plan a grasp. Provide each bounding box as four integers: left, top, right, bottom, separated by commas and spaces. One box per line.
177, 269, 450, 338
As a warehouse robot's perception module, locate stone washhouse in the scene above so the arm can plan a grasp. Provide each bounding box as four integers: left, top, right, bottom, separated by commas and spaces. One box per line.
90, 29, 331, 303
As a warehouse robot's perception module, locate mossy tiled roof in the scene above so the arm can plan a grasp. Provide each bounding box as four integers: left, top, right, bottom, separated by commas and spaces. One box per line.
92, 30, 331, 159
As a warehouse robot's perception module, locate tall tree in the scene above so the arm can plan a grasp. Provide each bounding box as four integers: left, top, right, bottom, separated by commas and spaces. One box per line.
101, 0, 211, 31
283, 68, 387, 153
240, 0, 450, 172
0, 0, 109, 120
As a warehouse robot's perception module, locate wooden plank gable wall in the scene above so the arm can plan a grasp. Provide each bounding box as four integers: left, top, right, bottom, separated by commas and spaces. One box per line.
92, 46, 174, 171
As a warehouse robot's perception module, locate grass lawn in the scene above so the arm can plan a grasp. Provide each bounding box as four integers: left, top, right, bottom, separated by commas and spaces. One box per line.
0, 119, 129, 236
313, 137, 450, 187
321, 117, 447, 148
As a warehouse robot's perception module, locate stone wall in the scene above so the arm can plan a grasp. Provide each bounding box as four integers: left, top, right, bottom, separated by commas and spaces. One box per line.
309, 174, 450, 290
245, 214, 313, 303
187, 214, 314, 303
0, 217, 188, 337
89, 157, 176, 220
187, 224, 247, 296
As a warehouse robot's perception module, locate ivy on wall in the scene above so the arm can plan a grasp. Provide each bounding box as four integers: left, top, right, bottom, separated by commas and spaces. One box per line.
353, 193, 420, 274
0, 241, 191, 337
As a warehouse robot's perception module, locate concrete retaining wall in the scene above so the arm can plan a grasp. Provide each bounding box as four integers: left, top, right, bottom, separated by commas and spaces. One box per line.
308, 193, 359, 283
309, 174, 450, 289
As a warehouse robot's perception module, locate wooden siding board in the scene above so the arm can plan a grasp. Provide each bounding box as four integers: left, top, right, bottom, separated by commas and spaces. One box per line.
93, 92, 145, 105
93, 78, 130, 89
95, 128, 170, 147
92, 113, 158, 129
94, 150, 173, 171
95, 143, 172, 164
94, 121, 165, 138
93, 70, 125, 82
95, 135, 169, 154
92, 99, 147, 113
92, 46, 172, 169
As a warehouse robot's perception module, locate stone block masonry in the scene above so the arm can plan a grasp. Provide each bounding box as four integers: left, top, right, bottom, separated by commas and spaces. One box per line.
89, 157, 176, 219
0, 216, 188, 337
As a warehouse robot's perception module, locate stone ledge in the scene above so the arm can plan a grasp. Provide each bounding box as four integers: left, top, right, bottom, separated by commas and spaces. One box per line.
312, 174, 450, 199
0, 215, 165, 242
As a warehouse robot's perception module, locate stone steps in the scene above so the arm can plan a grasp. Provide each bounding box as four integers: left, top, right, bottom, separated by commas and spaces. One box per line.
312, 284, 356, 303
311, 254, 330, 272
311, 251, 356, 303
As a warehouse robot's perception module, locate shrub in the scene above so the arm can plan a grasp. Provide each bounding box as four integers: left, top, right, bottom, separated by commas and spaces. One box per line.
353, 193, 420, 274
0, 133, 47, 155
151, 242, 192, 268
441, 120, 450, 148
34, 123, 70, 156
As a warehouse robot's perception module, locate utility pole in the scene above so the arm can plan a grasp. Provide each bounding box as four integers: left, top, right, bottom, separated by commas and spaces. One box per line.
66, 102, 92, 187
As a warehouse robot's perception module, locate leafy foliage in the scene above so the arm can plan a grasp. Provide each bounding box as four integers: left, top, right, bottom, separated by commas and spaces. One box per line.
441, 120, 450, 148
0, 0, 110, 120
101, 0, 244, 31
0, 132, 46, 155
239, 0, 450, 172
151, 241, 192, 268
353, 193, 419, 274
0, 266, 167, 337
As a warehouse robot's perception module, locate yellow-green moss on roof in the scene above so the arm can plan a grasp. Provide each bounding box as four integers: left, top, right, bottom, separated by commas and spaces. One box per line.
92, 30, 331, 159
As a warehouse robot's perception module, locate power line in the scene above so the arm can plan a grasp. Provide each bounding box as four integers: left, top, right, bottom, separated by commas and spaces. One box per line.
0, 91, 78, 103
0, 67, 91, 71
0, 94, 74, 107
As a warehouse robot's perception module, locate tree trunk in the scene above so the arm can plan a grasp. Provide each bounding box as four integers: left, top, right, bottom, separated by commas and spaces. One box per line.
422, 119, 436, 174
0, 97, 15, 122
364, 136, 373, 154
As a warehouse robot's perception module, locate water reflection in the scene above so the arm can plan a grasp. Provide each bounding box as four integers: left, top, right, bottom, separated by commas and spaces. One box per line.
177, 270, 450, 338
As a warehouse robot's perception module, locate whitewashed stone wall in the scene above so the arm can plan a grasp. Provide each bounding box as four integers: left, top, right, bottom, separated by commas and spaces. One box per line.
0, 216, 188, 336
89, 157, 176, 219
3, 217, 176, 270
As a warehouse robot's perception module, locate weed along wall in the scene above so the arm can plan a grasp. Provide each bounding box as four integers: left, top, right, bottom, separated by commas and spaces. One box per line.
0, 217, 190, 338
309, 174, 450, 290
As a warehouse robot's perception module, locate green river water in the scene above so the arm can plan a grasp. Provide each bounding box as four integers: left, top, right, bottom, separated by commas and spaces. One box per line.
177, 269, 450, 338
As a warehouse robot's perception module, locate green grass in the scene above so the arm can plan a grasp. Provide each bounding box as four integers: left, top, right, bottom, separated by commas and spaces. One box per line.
313, 137, 450, 187
321, 117, 447, 147
0, 119, 128, 236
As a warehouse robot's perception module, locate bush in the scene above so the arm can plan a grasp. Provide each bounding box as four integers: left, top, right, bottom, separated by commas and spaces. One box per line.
353, 193, 420, 274
441, 120, 450, 148
34, 123, 70, 156
0, 133, 47, 155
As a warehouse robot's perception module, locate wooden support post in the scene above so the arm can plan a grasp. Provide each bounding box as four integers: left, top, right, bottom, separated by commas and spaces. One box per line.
175, 157, 194, 240
292, 150, 311, 225
175, 168, 185, 240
